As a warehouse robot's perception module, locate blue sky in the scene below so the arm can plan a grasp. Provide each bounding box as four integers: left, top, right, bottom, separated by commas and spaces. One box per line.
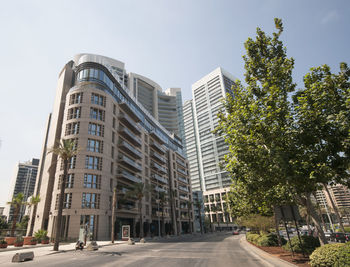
0, 0, 349, 206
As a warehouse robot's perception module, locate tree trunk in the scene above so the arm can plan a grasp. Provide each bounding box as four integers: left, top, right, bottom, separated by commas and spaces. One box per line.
111, 187, 117, 243
54, 159, 68, 251
139, 201, 143, 238
217, 212, 220, 231
11, 206, 20, 237
198, 204, 203, 234
273, 209, 282, 246
28, 204, 37, 236
161, 207, 165, 236
188, 206, 192, 234
304, 194, 328, 245
323, 184, 345, 233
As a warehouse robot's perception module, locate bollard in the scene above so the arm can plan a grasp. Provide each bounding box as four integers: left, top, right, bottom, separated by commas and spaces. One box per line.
12, 252, 34, 262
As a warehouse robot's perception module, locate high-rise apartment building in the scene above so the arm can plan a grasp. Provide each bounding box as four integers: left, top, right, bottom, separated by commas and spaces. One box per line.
128, 74, 185, 144
31, 54, 193, 240
4, 158, 39, 222
184, 67, 236, 226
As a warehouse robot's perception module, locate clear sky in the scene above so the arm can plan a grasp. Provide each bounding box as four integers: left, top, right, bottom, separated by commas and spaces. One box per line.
0, 0, 349, 206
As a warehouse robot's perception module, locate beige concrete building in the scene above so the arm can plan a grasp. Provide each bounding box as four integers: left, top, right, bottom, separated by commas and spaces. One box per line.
31, 54, 193, 240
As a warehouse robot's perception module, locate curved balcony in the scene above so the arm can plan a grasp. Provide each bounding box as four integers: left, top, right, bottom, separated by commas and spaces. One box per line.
178, 185, 189, 193
155, 186, 167, 193
118, 154, 142, 172
176, 159, 186, 168
119, 140, 142, 159
150, 140, 166, 154
118, 125, 142, 147
151, 151, 167, 165
117, 169, 142, 183
151, 161, 167, 174
151, 173, 168, 184
118, 112, 141, 135
178, 176, 188, 184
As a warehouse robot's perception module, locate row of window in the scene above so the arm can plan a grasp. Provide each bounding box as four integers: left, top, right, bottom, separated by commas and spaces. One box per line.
58, 173, 101, 189
66, 107, 105, 122
56, 192, 100, 209
69, 92, 106, 107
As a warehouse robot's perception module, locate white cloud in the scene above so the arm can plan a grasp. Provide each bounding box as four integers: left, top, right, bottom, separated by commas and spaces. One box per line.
321, 10, 339, 24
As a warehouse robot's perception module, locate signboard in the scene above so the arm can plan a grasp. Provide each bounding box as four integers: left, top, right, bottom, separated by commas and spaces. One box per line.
274, 205, 301, 222
122, 225, 130, 240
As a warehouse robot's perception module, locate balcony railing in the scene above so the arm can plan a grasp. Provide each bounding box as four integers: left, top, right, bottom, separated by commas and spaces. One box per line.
118, 112, 141, 134
176, 159, 186, 167
178, 186, 188, 192
150, 141, 166, 154
178, 176, 188, 184
119, 155, 142, 172
179, 195, 189, 201
177, 168, 188, 176
151, 161, 167, 174
155, 186, 167, 193
117, 169, 142, 183
151, 173, 168, 184
118, 125, 142, 147
119, 140, 142, 159
150, 130, 165, 144
151, 151, 167, 164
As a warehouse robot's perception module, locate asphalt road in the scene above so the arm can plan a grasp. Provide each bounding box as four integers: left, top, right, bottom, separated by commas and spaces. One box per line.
4, 233, 273, 267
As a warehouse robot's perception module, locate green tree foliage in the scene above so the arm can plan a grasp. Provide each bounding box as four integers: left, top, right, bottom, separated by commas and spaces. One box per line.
236, 214, 274, 234
7, 192, 28, 236
0, 217, 8, 230
48, 139, 77, 251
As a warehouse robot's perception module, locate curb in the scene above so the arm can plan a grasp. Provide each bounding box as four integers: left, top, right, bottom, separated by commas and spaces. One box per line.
239, 236, 297, 267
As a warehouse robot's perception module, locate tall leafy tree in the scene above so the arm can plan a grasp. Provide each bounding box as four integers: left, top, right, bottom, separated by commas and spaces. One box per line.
194, 199, 203, 234
48, 139, 77, 251
27, 195, 40, 236
157, 191, 167, 236
293, 63, 350, 233
216, 18, 330, 245
7, 193, 28, 236
125, 182, 152, 238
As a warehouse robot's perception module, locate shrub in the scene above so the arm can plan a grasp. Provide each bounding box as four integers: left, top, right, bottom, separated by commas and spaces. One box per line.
335, 242, 350, 267
309, 243, 345, 267
34, 229, 48, 241
0, 239, 7, 245
15, 236, 23, 243
283, 235, 320, 254
246, 233, 260, 244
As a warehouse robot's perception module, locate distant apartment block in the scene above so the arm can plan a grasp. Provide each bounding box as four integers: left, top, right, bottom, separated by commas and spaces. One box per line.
4, 158, 39, 222
184, 67, 236, 226
31, 54, 193, 240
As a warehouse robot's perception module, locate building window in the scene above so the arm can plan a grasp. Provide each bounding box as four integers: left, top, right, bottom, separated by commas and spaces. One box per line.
85, 156, 102, 170
111, 146, 114, 159
113, 104, 116, 115
65, 122, 80, 135
55, 193, 72, 209
90, 108, 105, 121
60, 155, 77, 170
110, 179, 113, 191
67, 107, 81, 120
58, 174, 74, 189
110, 162, 114, 174
70, 93, 83, 105
112, 117, 116, 129
91, 93, 105, 107
88, 123, 104, 137
82, 193, 100, 209
112, 132, 115, 143
144, 134, 148, 143
87, 139, 103, 153
83, 174, 101, 189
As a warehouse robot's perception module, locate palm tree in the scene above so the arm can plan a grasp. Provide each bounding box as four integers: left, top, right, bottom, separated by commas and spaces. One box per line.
7, 193, 28, 236
204, 205, 212, 232
48, 139, 77, 251
125, 182, 152, 238
111, 187, 117, 243
27, 195, 41, 236
186, 200, 193, 234
195, 199, 203, 234
158, 191, 167, 236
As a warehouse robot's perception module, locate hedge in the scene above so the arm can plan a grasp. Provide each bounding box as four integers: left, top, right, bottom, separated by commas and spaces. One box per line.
283, 235, 320, 255
335, 242, 350, 267
309, 243, 345, 267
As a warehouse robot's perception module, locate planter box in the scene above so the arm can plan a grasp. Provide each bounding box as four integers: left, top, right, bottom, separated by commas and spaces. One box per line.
0, 243, 8, 249
23, 236, 33, 245
41, 240, 49, 244
5, 237, 16, 246
14, 242, 23, 247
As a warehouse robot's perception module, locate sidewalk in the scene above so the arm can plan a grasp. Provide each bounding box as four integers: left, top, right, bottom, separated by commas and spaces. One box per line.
239, 236, 297, 267
0, 240, 126, 264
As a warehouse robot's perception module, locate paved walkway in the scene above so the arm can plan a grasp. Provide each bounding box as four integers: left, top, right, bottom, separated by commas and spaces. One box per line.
0, 240, 126, 264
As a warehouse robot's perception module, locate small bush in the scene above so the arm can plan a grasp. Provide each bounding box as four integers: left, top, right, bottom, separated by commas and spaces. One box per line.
246, 233, 260, 243
335, 242, 350, 267
283, 235, 320, 254
310, 243, 344, 267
